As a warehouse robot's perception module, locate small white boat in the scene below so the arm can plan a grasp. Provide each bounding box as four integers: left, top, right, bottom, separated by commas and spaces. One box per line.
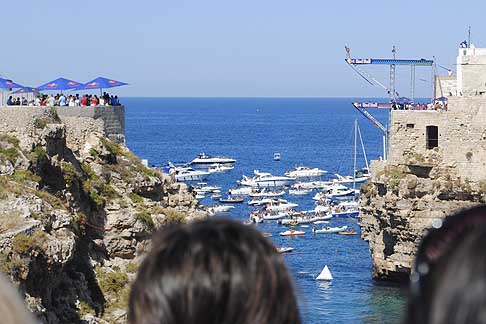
248, 198, 275, 206
280, 214, 332, 225
316, 265, 333, 281
333, 168, 370, 184
264, 199, 299, 212
285, 166, 327, 178
194, 185, 221, 193
277, 247, 294, 253
249, 189, 285, 198
313, 220, 330, 225
208, 163, 234, 173
219, 196, 244, 203
279, 229, 305, 237
312, 225, 348, 234
208, 205, 235, 216
211, 193, 222, 199
190, 152, 236, 166
240, 170, 295, 187
289, 188, 312, 195
292, 181, 333, 190
263, 211, 289, 220
332, 205, 359, 218
195, 194, 205, 199
314, 205, 330, 214
175, 168, 210, 182
229, 186, 253, 196
274, 152, 281, 161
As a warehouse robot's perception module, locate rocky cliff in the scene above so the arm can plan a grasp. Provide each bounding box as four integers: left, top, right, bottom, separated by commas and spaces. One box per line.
359, 148, 485, 282
0, 108, 204, 323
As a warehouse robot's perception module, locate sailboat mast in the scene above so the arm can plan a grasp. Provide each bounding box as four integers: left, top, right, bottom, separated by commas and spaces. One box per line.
357, 123, 369, 170
353, 119, 357, 191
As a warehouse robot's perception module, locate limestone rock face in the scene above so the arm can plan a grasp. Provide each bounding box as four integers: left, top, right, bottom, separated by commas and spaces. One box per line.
0, 109, 206, 323
360, 157, 482, 282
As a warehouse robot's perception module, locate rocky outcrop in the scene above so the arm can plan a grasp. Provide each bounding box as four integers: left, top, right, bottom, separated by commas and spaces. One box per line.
360, 149, 484, 282
0, 108, 206, 323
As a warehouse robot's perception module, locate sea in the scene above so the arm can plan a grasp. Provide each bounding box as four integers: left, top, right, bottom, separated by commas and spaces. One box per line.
124, 97, 407, 324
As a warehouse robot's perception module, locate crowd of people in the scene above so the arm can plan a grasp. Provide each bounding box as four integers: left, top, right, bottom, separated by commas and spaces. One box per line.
6, 92, 121, 107
1, 206, 486, 323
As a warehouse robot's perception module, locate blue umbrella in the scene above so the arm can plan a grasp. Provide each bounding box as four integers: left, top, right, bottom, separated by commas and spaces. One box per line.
13, 86, 39, 94
0, 78, 23, 89
76, 77, 128, 93
37, 77, 82, 91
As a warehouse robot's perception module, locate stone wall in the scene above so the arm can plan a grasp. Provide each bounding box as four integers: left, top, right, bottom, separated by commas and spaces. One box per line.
0, 106, 125, 147
388, 96, 486, 183
361, 95, 486, 282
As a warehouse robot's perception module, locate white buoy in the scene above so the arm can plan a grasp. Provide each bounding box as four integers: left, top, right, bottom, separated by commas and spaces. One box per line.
316, 265, 333, 281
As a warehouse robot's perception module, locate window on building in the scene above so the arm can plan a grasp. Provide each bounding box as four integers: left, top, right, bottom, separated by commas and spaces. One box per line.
406, 123, 415, 129
426, 125, 439, 149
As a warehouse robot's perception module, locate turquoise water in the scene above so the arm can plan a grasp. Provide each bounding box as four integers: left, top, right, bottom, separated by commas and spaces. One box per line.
124, 97, 406, 323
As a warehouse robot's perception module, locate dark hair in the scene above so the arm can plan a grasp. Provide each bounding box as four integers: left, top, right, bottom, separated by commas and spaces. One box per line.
128, 218, 301, 324
406, 205, 486, 324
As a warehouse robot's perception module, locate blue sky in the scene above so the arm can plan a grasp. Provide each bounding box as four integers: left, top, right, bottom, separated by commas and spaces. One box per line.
2, 0, 480, 97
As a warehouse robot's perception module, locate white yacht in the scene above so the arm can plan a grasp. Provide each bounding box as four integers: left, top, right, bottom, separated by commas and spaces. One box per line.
285, 166, 327, 178
175, 167, 210, 182
229, 186, 253, 196
207, 163, 234, 173
190, 153, 236, 166
240, 170, 295, 187
333, 168, 370, 184
264, 199, 298, 212
248, 188, 285, 198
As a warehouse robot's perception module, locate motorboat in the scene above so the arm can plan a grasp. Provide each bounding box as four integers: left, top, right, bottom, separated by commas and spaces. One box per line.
285, 166, 327, 178
249, 215, 264, 223
314, 204, 330, 214
333, 169, 370, 184
312, 184, 349, 200
190, 152, 236, 166
195, 193, 205, 199
279, 213, 332, 225
312, 225, 348, 234
240, 170, 295, 187
279, 229, 305, 237
229, 186, 253, 196
289, 188, 312, 195
207, 163, 234, 173
332, 205, 359, 218
248, 198, 275, 206
248, 188, 285, 198
219, 196, 244, 203
338, 230, 358, 235
277, 247, 294, 253
194, 185, 221, 193
262, 212, 288, 220
208, 205, 235, 216
274, 152, 281, 161
291, 181, 332, 190
175, 167, 210, 182
313, 220, 330, 225
211, 192, 222, 200
264, 199, 298, 212
325, 187, 358, 199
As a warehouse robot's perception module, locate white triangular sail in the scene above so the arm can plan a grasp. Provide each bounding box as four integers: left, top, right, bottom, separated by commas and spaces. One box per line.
316, 265, 333, 281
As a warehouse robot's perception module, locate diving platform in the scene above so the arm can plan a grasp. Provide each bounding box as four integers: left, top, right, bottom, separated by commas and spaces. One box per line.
346, 58, 434, 66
